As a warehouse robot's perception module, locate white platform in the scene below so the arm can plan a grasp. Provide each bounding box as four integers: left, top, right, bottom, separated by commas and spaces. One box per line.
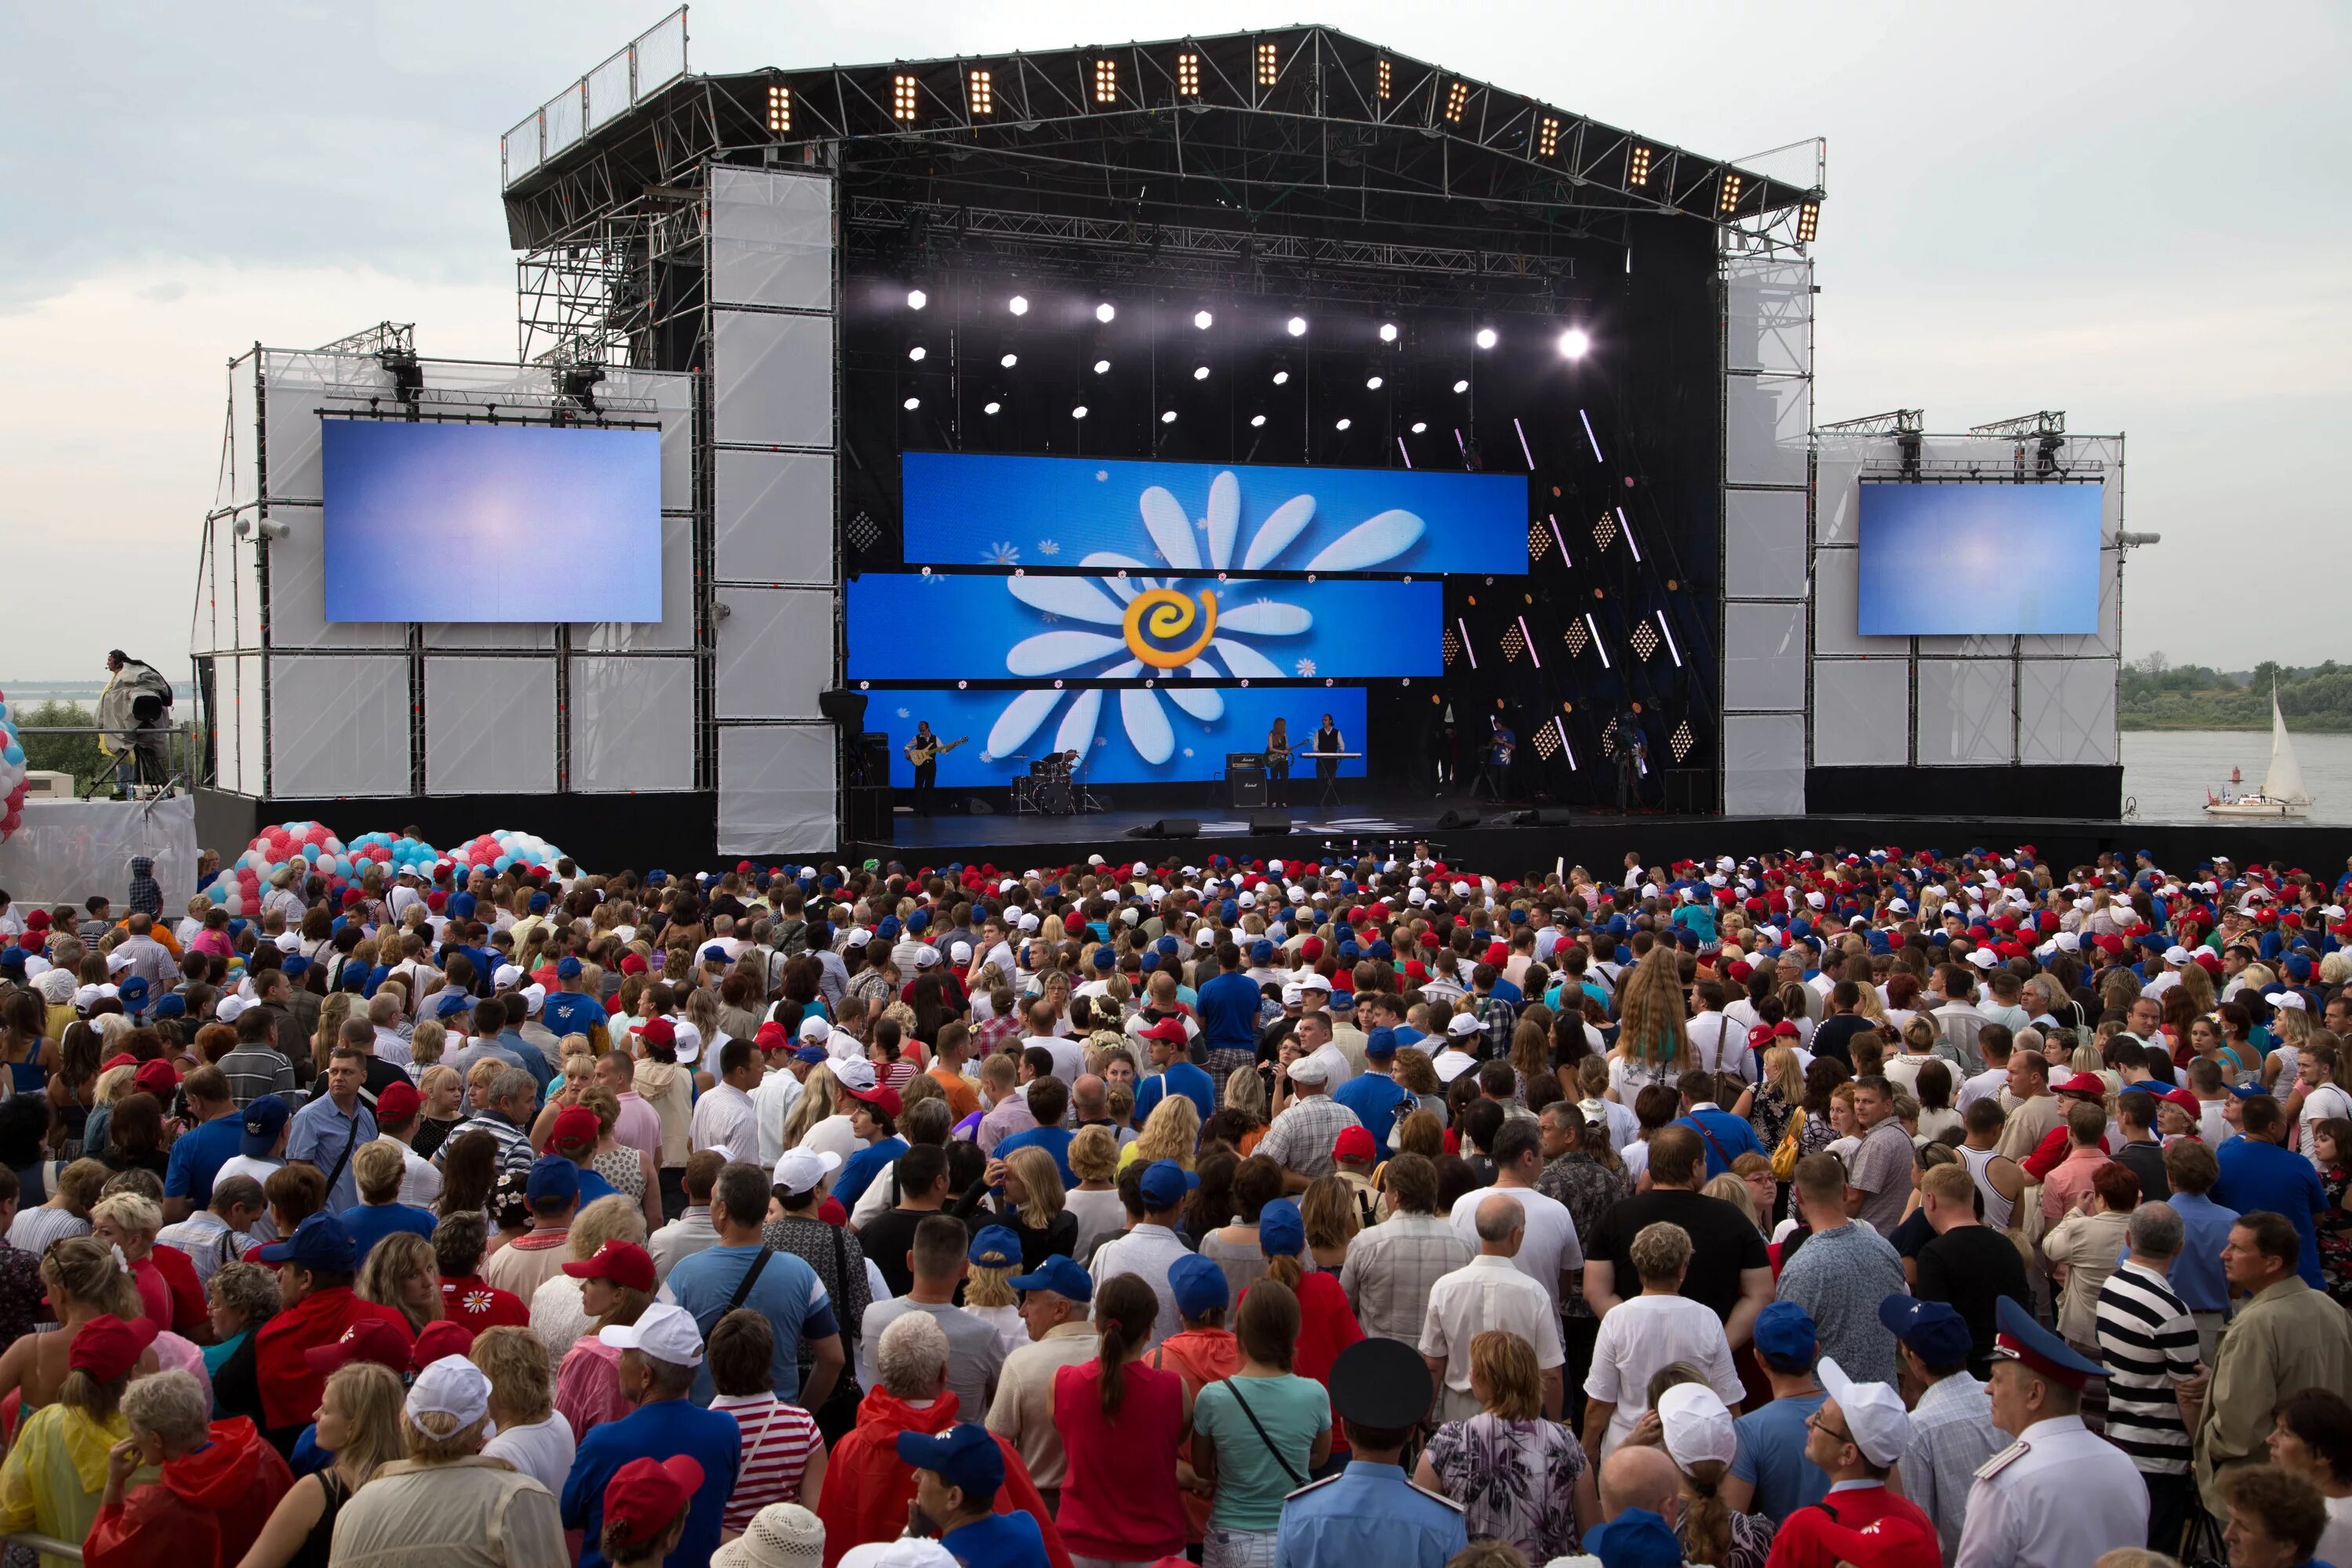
0, 797, 199, 909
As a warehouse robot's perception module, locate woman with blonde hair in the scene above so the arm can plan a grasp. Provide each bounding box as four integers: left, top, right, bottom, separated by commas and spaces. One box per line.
325, 1354, 566, 1566
355, 1231, 443, 1336
528, 1195, 648, 1356
993, 1145, 1076, 1269
553, 1239, 657, 1442
1121, 1093, 1202, 1172
1064, 1124, 1127, 1264
1744, 1043, 1806, 1161
1413, 1328, 1595, 1563
1657, 1382, 1775, 1568
1218, 1063, 1270, 1154
313, 993, 353, 1073
1298, 1175, 1362, 1272
777, 1064, 858, 1172
470, 1326, 575, 1496
0, 1314, 158, 1568
960, 1226, 1030, 1360
1608, 954, 1692, 1102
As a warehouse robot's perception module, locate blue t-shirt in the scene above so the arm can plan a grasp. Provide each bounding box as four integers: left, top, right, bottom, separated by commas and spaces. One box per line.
2213, 1136, 2328, 1288
564, 1398, 742, 1568
943, 1508, 1053, 1568
1196, 971, 1265, 1053
1677, 1108, 1766, 1179
659, 1242, 837, 1403
1730, 1387, 1829, 1519
542, 991, 607, 1040
163, 1113, 246, 1206
338, 1201, 440, 1265
1135, 1061, 1216, 1126
833, 1135, 909, 1212
993, 1125, 1077, 1189
1333, 1073, 1411, 1160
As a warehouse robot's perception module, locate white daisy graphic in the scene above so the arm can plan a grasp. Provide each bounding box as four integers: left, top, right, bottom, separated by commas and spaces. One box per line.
982, 541, 1021, 565
976, 470, 1424, 766
1294, 658, 1318, 677
1036, 539, 1062, 556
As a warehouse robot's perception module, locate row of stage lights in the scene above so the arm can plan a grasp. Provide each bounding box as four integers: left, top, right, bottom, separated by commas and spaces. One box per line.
895, 289, 1591, 420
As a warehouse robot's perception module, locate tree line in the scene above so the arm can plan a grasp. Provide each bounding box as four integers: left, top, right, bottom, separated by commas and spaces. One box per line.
2120, 656, 2352, 731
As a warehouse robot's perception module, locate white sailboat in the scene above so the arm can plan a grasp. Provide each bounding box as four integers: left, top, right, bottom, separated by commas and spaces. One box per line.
2206, 681, 2313, 818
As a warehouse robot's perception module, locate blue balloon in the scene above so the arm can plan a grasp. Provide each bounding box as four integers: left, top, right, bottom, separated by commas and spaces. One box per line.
2, 742, 20, 768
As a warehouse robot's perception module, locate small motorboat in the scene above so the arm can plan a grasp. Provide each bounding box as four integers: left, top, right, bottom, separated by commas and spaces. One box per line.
2206, 681, 2313, 818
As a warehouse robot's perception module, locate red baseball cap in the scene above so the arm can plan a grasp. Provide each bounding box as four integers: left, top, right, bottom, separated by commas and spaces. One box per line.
755, 1021, 790, 1052
636, 1017, 675, 1051
562, 1239, 656, 1294
410, 1319, 475, 1371
602, 1455, 706, 1549
1138, 1018, 1189, 1047
303, 1316, 414, 1375
68, 1316, 158, 1383
132, 1059, 180, 1097
374, 1080, 421, 1124
550, 1105, 602, 1153
1332, 1126, 1377, 1163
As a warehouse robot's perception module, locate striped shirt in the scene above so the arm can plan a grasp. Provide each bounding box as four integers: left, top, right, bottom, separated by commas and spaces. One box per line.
436, 1109, 534, 1179
6, 1206, 90, 1258
2093, 1258, 2201, 1474
219, 1044, 297, 1109
712, 1392, 820, 1530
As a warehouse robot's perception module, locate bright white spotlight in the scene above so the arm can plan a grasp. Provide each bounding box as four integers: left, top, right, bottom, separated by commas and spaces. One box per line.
907, 346, 927, 361
1007, 294, 1029, 315
1411, 421, 1428, 434
1193, 310, 1214, 330
1378, 321, 1399, 343
1272, 369, 1290, 386
1250, 413, 1267, 427
1557, 326, 1592, 359
1071, 405, 1089, 419
1286, 316, 1308, 337
1334, 417, 1352, 430
1453, 379, 1470, 393
1093, 358, 1110, 375
1161, 410, 1178, 423
902, 396, 920, 410
1000, 353, 1018, 368
983, 401, 1002, 415
1475, 327, 1497, 349
1193, 365, 1210, 381
1095, 302, 1116, 323
906, 289, 928, 310
1366, 375, 1384, 390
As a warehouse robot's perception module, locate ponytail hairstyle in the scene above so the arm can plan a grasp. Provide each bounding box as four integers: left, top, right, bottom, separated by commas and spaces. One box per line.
1681, 1457, 1733, 1568
1091, 1272, 1159, 1422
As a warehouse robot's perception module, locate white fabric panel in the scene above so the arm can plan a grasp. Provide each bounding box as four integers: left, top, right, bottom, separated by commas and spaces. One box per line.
1811, 659, 1911, 766
228, 357, 260, 509
574, 513, 694, 654
1915, 630, 2017, 658
192, 519, 224, 657
2022, 550, 2122, 659
570, 658, 696, 793
715, 449, 833, 584
713, 310, 834, 447
1811, 548, 1910, 658
267, 655, 411, 797
1724, 259, 1812, 376
231, 655, 266, 796
2019, 659, 2119, 765
424, 620, 555, 651
1722, 601, 1807, 712
1725, 374, 1809, 488
0, 797, 198, 909
1917, 659, 2015, 765
710, 168, 834, 311
424, 658, 557, 795
713, 587, 832, 720
1813, 445, 1876, 546
1724, 489, 1808, 600
263, 351, 390, 503
1722, 714, 1806, 815
232, 533, 264, 654
717, 724, 837, 853
260, 503, 406, 651
603, 368, 695, 514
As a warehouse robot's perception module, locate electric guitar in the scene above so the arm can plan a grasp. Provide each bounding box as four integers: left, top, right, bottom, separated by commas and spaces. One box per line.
905, 734, 968, 766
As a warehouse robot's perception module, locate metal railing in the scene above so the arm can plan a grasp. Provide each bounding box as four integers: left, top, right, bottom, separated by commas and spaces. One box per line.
11, 725, 201, 800
503, 8, 688, 189
2, 1531, 82, 1561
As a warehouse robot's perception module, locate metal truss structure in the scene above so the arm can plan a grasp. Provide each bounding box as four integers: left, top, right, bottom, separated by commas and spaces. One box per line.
1819, 408, 1923, 436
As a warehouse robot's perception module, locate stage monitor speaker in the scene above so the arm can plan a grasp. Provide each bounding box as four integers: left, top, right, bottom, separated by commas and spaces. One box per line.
1123, 818, 1200, 840
1248, 812, 1293, 835
965, 797, 995, 816
1530, 807, 1575, 826
818, 688, 868, 728
1434, 808, 1481, 830
851, 731, 891, 788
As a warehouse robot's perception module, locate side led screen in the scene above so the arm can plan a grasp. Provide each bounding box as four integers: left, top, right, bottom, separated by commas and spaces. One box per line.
1856, 482, 2101, 637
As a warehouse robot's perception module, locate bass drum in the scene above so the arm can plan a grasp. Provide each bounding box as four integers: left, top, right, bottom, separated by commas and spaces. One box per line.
1035, 779, 1075, 815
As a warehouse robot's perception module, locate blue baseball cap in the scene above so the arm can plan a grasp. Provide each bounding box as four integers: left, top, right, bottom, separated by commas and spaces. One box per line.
1169, 1253, 1229, 1319
1364, 1026, 1398, 1059
967, 1225, 1022, 1269
240, 1095, 291, 1156
894, 1423, 1004, 1503
525, 1155, 579, 1208
1752, 1300, 1817, 1368
1006, 1255, 1092, 1302
256, 1211, 356, 1272
1584, 1508, 1682, 1568
151, 993, 186, 1021
116, 975, 150, 1010
280, 955, 310, 980
434, 993, 474, 1020
1138, 1158, 1199, 1209
1877, 1295, 1972, 1369
794, 1044, 828, 1065
556, 956, 583, 980
1258, 1197, 1305, 1258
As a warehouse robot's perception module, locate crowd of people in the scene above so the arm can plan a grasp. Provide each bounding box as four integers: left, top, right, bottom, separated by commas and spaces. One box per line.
0, 835, 2348, 1568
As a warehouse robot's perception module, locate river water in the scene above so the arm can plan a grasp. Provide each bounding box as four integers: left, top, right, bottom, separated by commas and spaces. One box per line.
2122, 729, 2349, 824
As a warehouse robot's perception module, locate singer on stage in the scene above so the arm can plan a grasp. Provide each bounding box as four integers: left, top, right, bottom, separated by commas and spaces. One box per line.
1312, 713, 1344, 800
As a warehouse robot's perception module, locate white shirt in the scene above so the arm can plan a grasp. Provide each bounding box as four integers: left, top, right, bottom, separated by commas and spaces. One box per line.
1588, 1098, 1641, 1152
2299, 1082, 2352, 1171
1027, 1033, 1085, 1084
689, 1081, 759, 1163
1582, 1293, 1744, 1455
1301, 1041, 1354, 1091
1445, 1185, 1583, 1319
751, 1067, 806, 1167
1689, 1012, 1750, 1080
481, 1412, 577, 1497
1088, 1221, 1192, 1346
1955, 1414, 2150, 1568
396, 1142, 443, 1209
1417, 1254, 1565, 1403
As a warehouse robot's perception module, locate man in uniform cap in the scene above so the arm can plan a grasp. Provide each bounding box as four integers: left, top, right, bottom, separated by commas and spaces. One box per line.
1955, 1297, 2149, 1568
1764, 1355, 1940, 1567
1273, 1338, 1466, 1568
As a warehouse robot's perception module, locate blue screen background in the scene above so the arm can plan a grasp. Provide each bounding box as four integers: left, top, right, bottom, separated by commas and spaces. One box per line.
321, 420, 662, 622
1856, 482, 2102, 636
880, 686, 1367, 787
900, 452, 1526, 574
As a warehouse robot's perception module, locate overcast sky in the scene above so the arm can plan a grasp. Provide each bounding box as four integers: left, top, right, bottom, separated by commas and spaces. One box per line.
2, 1, 2344, 688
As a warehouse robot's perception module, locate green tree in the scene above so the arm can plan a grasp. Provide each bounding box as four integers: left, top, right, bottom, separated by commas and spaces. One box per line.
16, 702, 104, 786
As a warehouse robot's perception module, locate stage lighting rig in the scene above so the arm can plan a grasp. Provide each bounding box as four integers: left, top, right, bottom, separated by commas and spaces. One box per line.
906, 289, 928, 310
1007, 294, 1029, 316
1193, 310, 1214, 329
999, 353, 1017, 368
1095, 302, 1116, 322
1286, 316, 1308, 336
1557, 327, 1591, 359
1475, 327, 1498, 350
1378, 321, 1399, 343
558, 363, 604, 413
379, 347, 424, 411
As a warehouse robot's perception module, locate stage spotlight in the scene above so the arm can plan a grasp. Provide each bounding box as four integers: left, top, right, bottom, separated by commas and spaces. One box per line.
906, 289, 928, 310
1000, 353, 1018, 368
1797, 201, 1820, 244
1366, 375, 1383, 390
1161, 410, 1178, 423
907, 346, 927, 361
1193, 310, 1214, 330
902, 396, 920, 410
1271, 369, 1290, 386
1475, 327, 1497, 350
1556, 327, 1591, 359
1334, 417, 1352, 430
1007, 294, 1029, 315
983, 400, 1002, 415
1095, 302, 1116, 322
1411, 421, 1428, 434
1071, 405, 1089, 419
1453, 379, 1470, 394
1286, 316, 1308, 336
1378, 321, 1399, 343
1193, 365, 1210, 381
1093, 358, 1111, 375
1250, 413, 1268, 427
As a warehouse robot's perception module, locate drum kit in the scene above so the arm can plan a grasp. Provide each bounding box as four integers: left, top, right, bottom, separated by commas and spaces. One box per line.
1008, 750, 1100, 816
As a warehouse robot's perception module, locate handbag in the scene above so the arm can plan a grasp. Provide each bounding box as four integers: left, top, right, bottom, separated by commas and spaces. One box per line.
1769, 1115, 1802, 1182
1219, 1377, 1307, 1487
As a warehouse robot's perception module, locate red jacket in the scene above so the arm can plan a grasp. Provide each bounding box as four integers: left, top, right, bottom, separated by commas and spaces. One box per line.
815, 1387, 1069, 1568
84, 1416, 293, 1568
253, 1287, 412, 1432
1763, 1483, 1940, 1568
147, 1244, 208, 1336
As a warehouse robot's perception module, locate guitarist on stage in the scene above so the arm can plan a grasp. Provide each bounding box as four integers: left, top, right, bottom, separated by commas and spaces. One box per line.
902, 722, 966, 816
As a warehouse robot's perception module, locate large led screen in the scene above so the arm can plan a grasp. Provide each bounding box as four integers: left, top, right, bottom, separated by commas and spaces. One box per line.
878, 686, 1367, 788
901, 453, 1526, 575
1857, 482, 2101, 636
321, 420, 662, 622
846, 574, 1442, 681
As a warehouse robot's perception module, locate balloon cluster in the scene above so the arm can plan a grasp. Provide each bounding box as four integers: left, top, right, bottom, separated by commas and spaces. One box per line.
345, 830, 441, 881
206, 820, 350, 917
448, 829, 568, 877
0, 692, 26, 845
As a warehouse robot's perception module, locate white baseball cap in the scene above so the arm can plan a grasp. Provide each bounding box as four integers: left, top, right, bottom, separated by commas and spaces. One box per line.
600, 1301, 704, 1366
1966, 948, 1996, 969
949, 941, 972, 965
797, 1016, 831, 1044
1300, 972, 1333, 993
833, 1056, 880, 1091
1446, 1012, 1484, 1037
838, 1541, 959, 1568
1287, 1054, 1330, 1086
1658, 1383, 1738, 1471
493, 963, 523, 989
670, 1020, 705, 1066
521, 983, 547, 1015
406, 1354, 491, 1427
216, 995, 249, 1024
772, 1148, 841, 1196
1816, 1356, 1913, 1468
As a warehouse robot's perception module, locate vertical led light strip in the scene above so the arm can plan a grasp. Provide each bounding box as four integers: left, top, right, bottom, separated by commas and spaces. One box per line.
1457, 617, 1478, 670
1555, 717, 1576, 769
1580, 409, 1605, 464
1656, 609, 1683, 666
1548, 514, 1573, 569
1518, 615, 1541, 669
1617, 506, 1640, 563
1396, 437, 1413, 469
1513, 417, 1536, 470
1585, 612, 1610, 669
